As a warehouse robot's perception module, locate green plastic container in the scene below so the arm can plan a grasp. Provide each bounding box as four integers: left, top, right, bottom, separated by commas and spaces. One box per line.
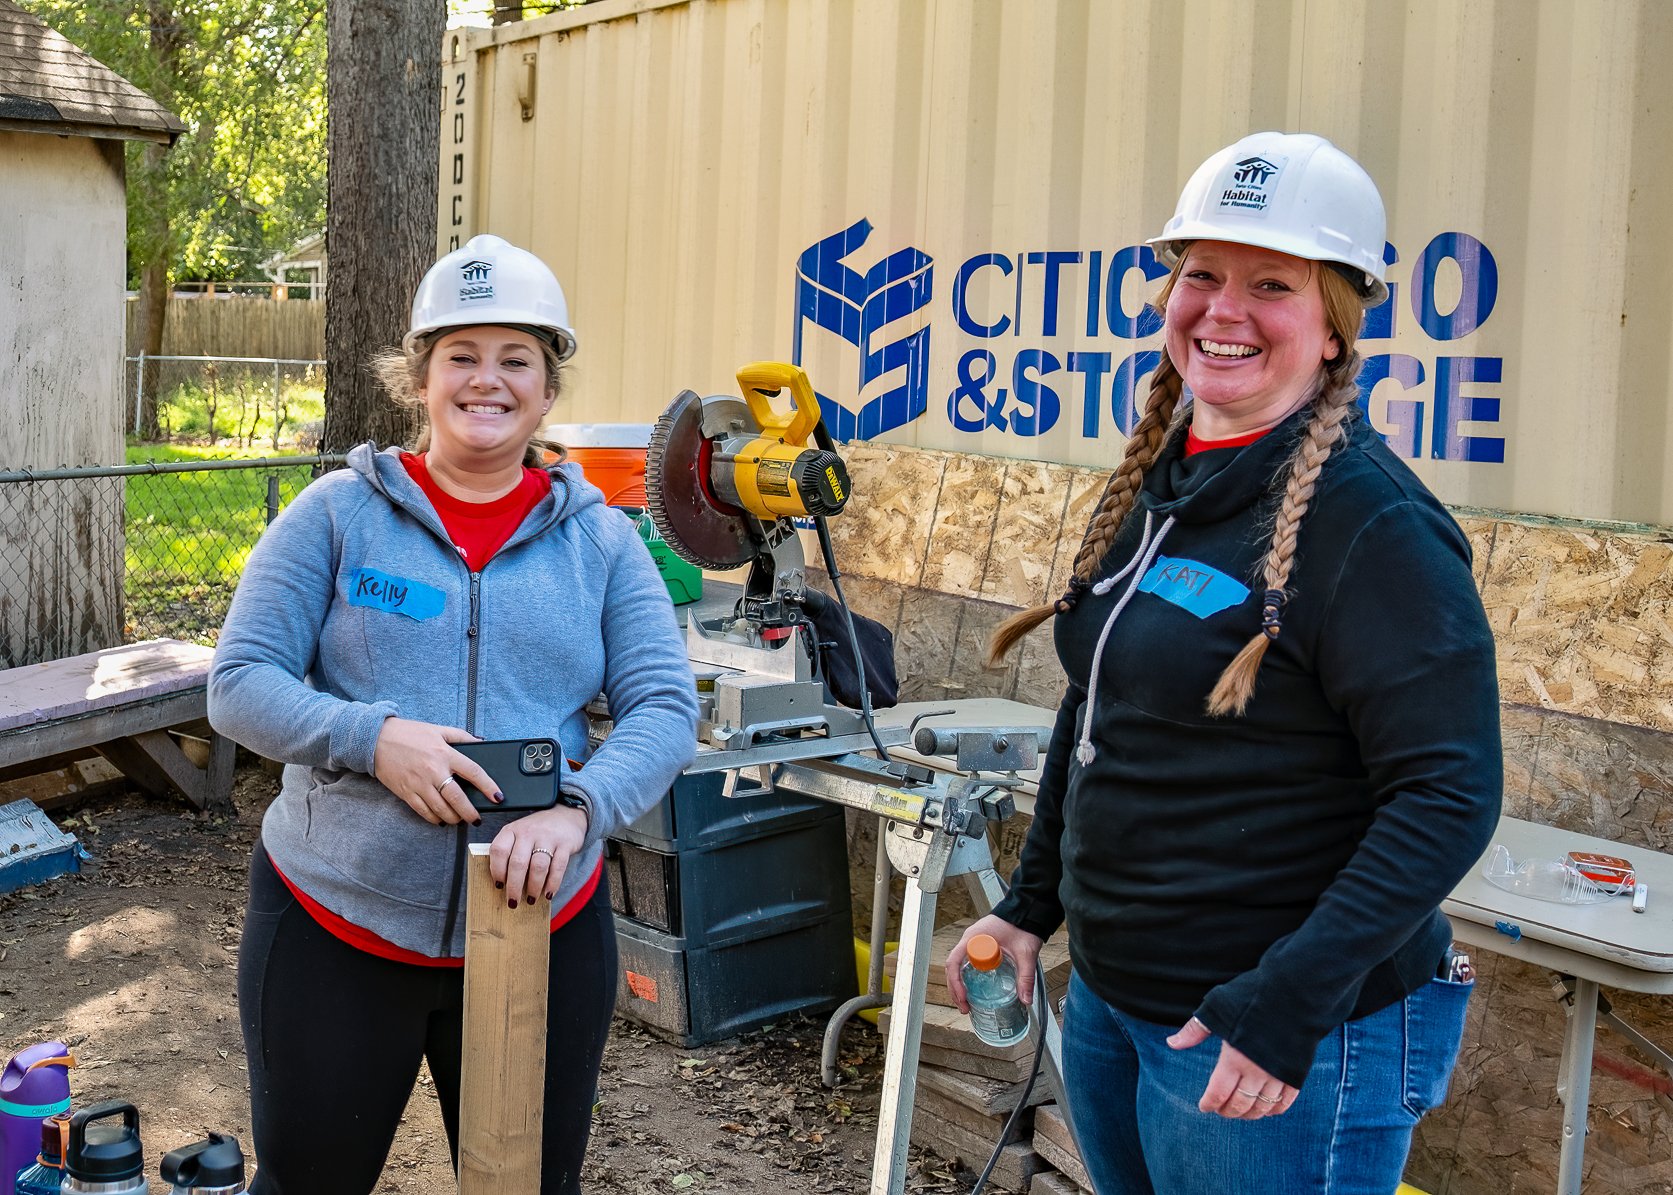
627, 511, 703, 606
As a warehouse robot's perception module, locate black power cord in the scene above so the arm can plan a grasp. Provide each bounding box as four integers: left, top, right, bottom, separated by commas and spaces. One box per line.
811, 514, 891, 762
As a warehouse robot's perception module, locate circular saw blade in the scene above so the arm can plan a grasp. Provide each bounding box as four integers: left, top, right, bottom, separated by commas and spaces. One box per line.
645, 389, 760, 571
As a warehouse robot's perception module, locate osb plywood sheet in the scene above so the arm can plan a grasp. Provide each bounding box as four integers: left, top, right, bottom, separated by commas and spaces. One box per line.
921, 454, 1005, 597
1407, 950, 1673, 1195
806, 569, 904, 639
1014, 627, 1067, 711
1045, 468, 1113, 603
830, 444, 946, 588
1478, 520, 1673, 733
1457, 517, 1495, 592
1502, 705, 1673, 854
948, 596, 1021, 703
894, 588, 971, 704
980, 460, 1077, 609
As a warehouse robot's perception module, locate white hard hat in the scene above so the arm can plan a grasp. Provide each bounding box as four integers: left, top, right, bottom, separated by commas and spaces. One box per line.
409, 233, 578, 362
1148, 132, 1389, 306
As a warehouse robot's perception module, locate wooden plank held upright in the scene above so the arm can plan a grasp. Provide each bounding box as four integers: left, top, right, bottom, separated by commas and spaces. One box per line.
459, 843, 551, 1193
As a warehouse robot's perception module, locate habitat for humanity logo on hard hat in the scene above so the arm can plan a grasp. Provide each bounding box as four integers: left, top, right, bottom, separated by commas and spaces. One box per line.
791, 218, 933, 441
1219, 155, 1286, 213
458, 258, 494, 303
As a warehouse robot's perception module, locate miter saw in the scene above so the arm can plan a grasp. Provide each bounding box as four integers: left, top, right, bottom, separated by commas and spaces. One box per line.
645, 362, 895, 758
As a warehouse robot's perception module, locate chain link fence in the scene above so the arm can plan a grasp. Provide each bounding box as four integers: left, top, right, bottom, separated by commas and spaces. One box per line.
0, 455, 344, 668
126, 355, 326, 452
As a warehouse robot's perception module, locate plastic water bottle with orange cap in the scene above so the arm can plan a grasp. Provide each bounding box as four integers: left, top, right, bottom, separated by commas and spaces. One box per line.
961, 933, 1030, 1048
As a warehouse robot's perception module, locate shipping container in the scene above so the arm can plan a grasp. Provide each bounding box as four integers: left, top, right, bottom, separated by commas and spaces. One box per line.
439, 0, 1673, 527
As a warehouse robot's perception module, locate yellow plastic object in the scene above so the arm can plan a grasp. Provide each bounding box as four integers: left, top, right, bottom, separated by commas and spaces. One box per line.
1396, 1185, 1431, 1195
736, 360, 819, 448
852, 937, 897, 1025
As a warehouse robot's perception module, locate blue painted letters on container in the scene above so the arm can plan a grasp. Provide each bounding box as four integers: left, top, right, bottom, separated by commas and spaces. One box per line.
953, 254, 1012, 338
1411, 232, 1498, 341
1067, 351, 1113, 437
1357, 354, 1427, 459
1104, 245, 1167, 339
1112, 350, 1163, 436
1431, 356, 1505, 462
1010, 350, 1061, 435
1361, 242, 1401, 340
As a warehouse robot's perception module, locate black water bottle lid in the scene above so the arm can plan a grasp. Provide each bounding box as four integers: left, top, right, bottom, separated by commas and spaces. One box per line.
161, 1132, 246, 1188
66, 1100, 144, 1180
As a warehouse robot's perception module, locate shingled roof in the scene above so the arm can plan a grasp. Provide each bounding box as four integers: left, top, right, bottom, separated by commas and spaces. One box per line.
0, 0, 183, 144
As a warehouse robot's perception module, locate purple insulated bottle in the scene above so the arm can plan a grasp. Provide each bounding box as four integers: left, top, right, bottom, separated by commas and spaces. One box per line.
0, 1044, 74, 1195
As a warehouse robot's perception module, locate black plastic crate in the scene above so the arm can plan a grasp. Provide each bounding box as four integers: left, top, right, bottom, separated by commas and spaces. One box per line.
613, 911, 857, 1046
606, 804, 848, 947
617, 770, 838, 852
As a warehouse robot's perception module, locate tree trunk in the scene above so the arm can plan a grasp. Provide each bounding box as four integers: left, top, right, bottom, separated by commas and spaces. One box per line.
132, 2, 181, 441
134, 224, 170, 440
322, 0, 444, 455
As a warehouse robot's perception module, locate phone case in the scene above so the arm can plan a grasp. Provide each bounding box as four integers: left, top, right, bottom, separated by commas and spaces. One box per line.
452, 738, 562, 812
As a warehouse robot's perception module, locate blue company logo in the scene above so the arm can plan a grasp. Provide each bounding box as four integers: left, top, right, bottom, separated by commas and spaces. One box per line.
1232, 156, 1280, 186
458, 258, 494, 303
1219, 155, 1286, 212
792, 219, 933, 440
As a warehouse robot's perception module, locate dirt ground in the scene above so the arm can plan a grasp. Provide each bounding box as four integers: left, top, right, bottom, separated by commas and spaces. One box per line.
0, 767, 970, 1194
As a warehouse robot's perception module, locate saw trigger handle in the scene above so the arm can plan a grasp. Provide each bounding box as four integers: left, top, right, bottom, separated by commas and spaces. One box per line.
736, 361, 821, 448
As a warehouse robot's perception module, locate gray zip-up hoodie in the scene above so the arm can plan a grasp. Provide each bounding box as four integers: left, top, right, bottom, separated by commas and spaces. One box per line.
209, 443, 698, 957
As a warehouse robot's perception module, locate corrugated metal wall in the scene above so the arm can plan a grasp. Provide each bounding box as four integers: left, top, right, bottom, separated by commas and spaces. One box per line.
440, 0, 1673, 526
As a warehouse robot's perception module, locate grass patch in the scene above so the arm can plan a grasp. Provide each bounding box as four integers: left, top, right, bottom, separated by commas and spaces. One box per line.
123, 443, 323, 643
151, 371, 325, 450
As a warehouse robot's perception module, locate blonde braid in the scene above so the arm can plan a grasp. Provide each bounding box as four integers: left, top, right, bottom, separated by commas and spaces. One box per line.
987, 354, 1185, 665
1205, 349, 1362, 716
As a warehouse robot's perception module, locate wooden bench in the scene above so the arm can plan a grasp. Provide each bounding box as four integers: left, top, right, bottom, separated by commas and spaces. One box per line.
0, 639, 233, 810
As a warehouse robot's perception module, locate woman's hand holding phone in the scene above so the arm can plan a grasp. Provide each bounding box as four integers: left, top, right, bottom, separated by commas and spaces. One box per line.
372, 717, 498, 826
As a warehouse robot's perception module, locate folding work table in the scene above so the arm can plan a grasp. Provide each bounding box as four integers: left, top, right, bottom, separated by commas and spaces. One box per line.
1443, 817, 1673, 1195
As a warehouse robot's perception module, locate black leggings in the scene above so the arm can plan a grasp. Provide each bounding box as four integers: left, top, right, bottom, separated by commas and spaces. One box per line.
237, 840, 617, 1194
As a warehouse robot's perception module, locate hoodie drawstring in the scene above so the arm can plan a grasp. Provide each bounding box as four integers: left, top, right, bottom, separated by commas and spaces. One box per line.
1076, 512, 1176, 766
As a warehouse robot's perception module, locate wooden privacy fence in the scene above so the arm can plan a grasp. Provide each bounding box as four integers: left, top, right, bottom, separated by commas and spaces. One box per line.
125, 296, 324, 361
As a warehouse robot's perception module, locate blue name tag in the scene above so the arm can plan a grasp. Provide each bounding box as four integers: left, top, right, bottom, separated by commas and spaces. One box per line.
1137, 556, 1249, 619
346, 568, 446, 621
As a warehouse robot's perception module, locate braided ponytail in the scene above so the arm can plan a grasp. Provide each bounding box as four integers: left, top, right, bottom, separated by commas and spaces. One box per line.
987, 352, 1185, 666
1205, 266, 1370, 715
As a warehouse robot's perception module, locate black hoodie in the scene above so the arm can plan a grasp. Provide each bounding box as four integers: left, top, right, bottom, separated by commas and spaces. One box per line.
992, 408, 1502, 1087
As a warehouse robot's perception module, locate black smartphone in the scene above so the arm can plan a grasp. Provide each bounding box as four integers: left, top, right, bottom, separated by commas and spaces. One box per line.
452, 738, 562, 813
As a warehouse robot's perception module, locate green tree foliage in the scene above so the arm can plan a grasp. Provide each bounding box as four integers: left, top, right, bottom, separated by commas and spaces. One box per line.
18, 0, 326, 287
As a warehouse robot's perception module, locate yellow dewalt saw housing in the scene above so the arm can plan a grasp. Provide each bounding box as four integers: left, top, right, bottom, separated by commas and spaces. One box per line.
645, 362, 850, 573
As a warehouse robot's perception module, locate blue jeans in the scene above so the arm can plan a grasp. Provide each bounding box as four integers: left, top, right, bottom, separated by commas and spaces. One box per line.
1060, 970, 1471, 1194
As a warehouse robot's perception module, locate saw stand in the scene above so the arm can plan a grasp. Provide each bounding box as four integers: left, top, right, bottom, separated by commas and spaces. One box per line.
699, 735, 1076, 1195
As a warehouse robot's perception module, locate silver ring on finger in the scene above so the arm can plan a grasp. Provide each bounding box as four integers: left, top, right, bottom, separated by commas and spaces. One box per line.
1236, 1088, 1263, 1100
1254, 1093, 1280, 1105
530, 847, 554, 859
436, 776, 458, 792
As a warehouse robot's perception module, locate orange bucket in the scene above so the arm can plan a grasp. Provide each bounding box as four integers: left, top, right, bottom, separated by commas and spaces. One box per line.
543, 423, 653, 507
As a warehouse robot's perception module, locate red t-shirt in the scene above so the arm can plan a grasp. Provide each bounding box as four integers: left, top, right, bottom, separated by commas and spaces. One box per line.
1185, 426, 1271, 456
275, 453, 601, 966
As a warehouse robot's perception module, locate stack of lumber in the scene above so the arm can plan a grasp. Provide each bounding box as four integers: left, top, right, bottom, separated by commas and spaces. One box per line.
879, 921, 1089, 1194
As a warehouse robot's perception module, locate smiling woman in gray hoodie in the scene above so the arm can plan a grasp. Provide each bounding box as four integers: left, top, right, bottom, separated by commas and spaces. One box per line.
209, 235, 698, 1195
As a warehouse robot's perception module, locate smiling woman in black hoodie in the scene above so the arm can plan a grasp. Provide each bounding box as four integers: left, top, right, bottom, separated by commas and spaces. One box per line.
946, 133, 1501, 1195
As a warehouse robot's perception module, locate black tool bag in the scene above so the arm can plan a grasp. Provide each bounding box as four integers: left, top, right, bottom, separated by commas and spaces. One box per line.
799, 587, 899, 710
